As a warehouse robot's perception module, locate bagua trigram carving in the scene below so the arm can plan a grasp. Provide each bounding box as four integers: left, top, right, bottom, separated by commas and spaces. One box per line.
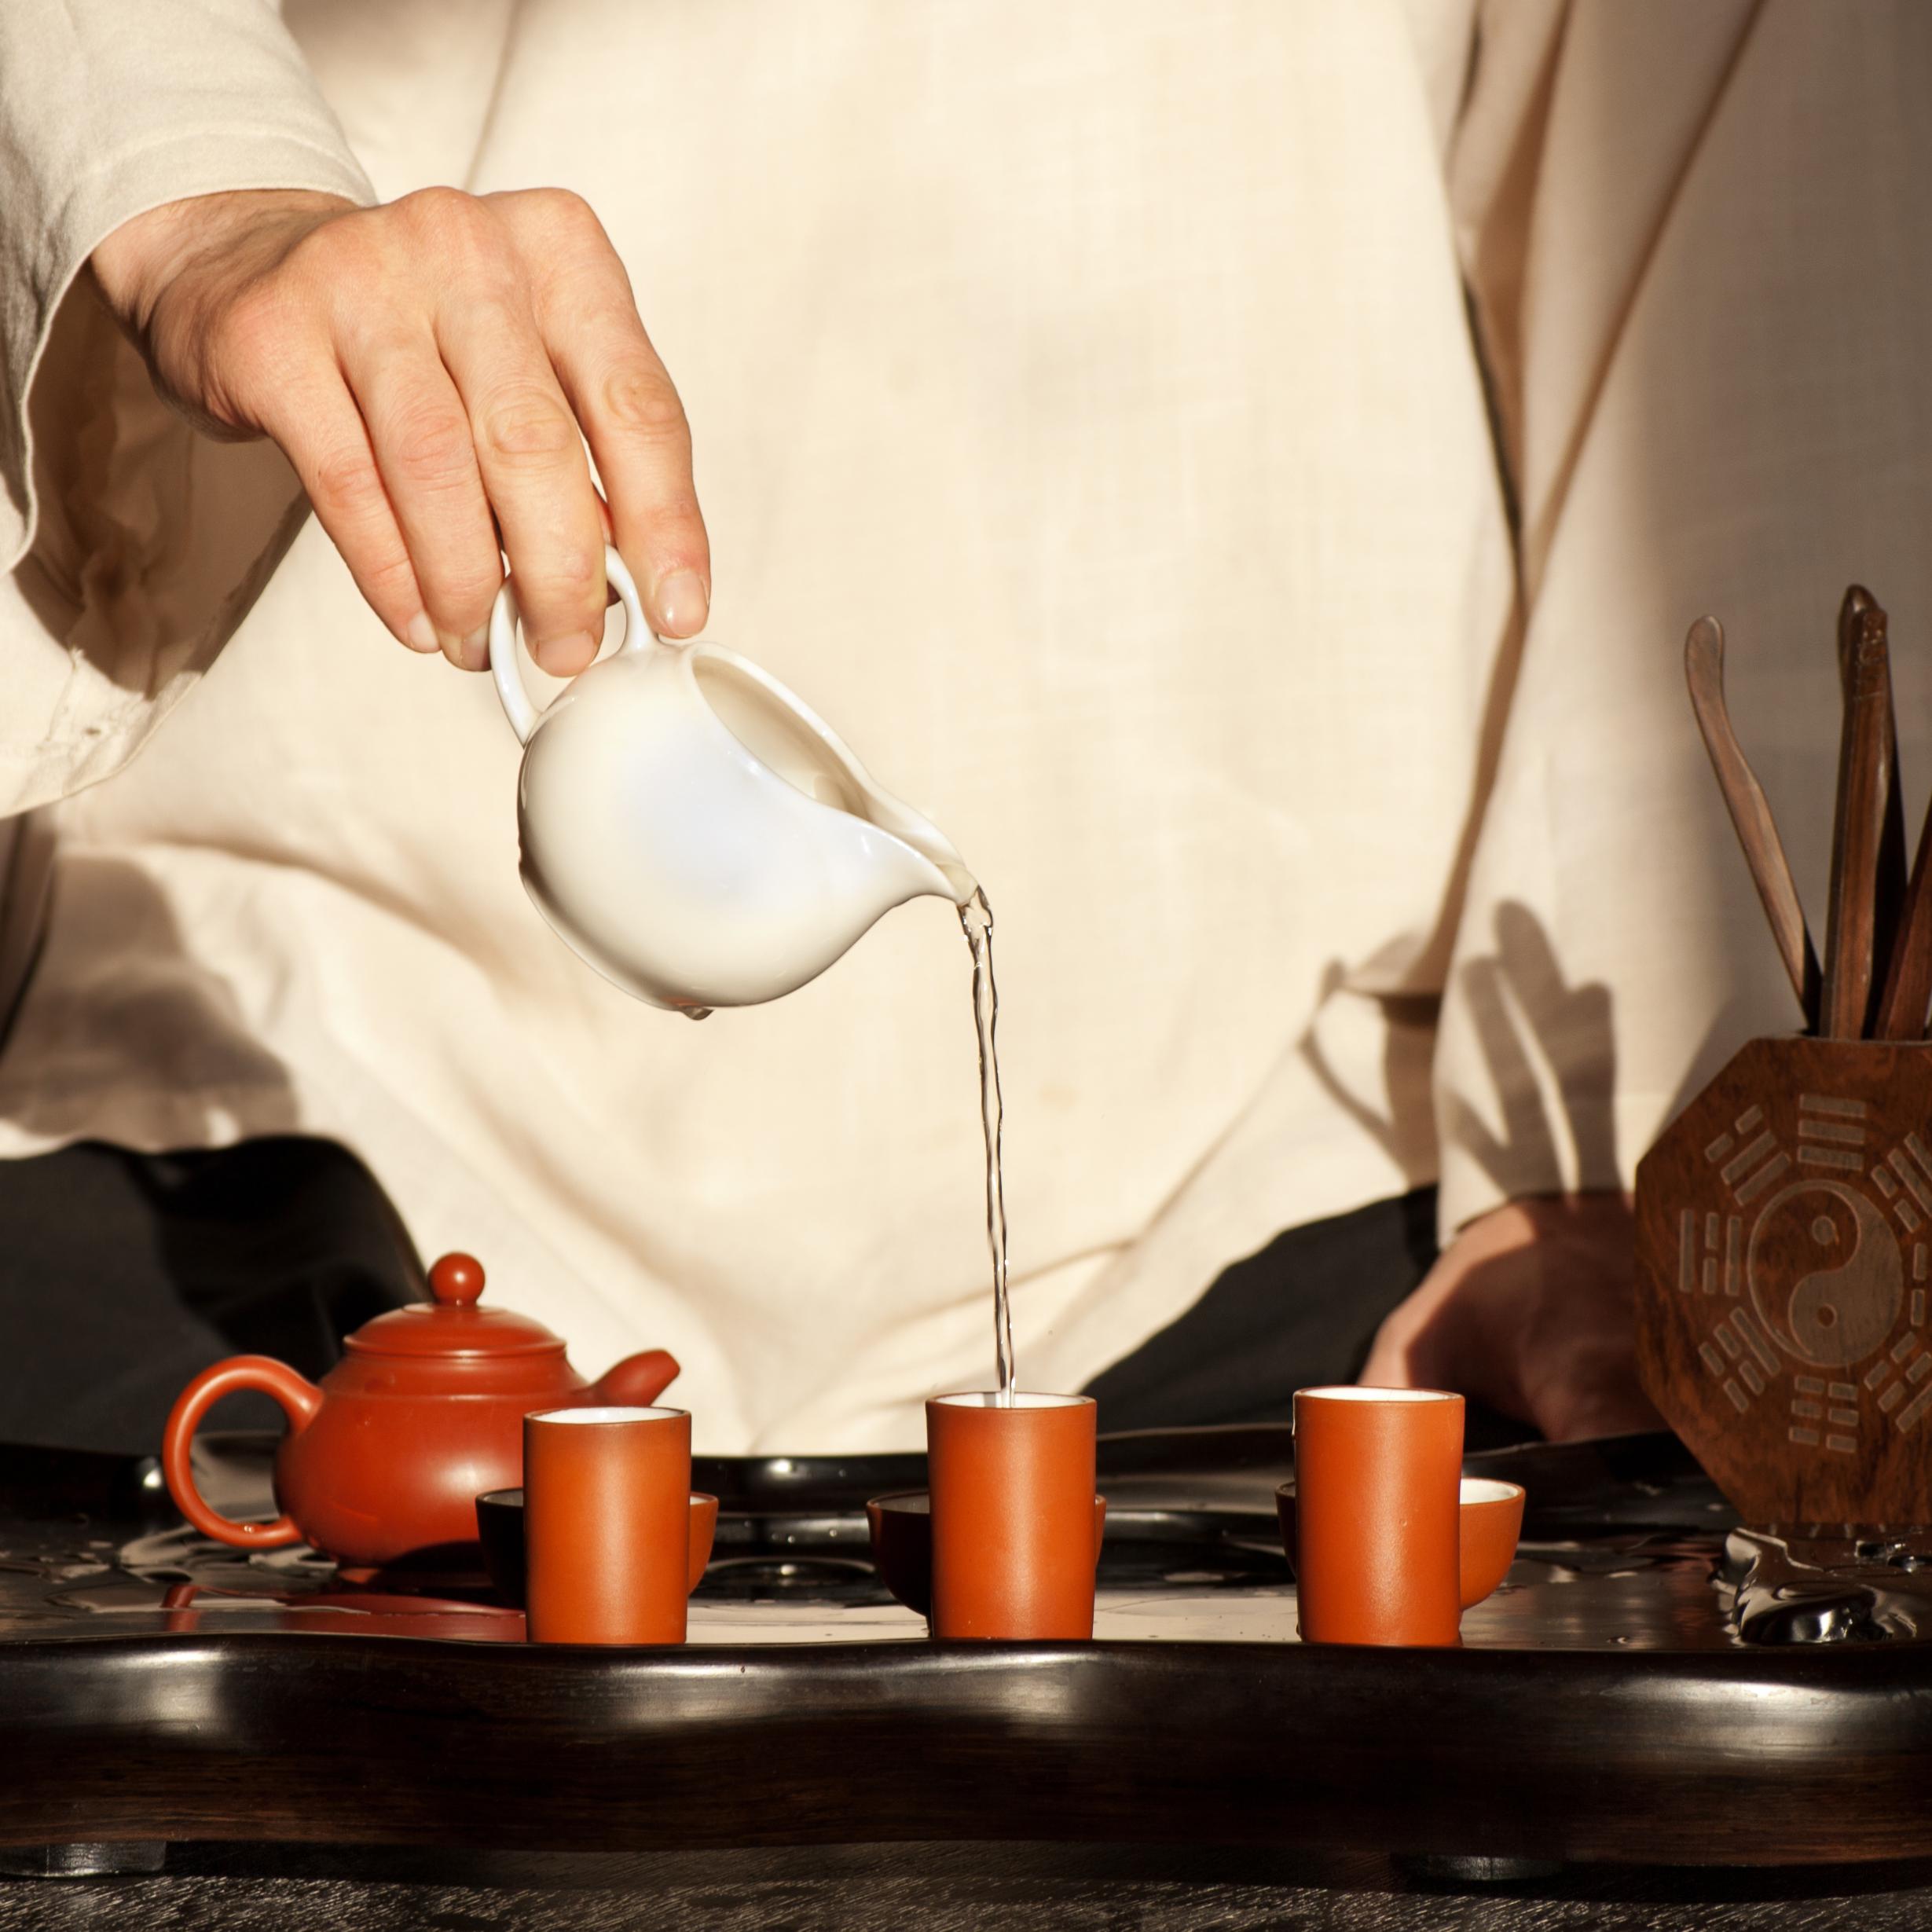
1683, 1094, 1931, 1456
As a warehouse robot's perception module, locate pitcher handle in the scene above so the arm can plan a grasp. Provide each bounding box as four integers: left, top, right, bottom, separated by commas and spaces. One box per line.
161, 1356, 324, 1549
490, 544, 656, 744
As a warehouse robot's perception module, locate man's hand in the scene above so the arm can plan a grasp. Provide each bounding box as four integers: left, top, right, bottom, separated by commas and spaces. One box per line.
91, 187, 708, 673
1359, 1193, 1662, 1442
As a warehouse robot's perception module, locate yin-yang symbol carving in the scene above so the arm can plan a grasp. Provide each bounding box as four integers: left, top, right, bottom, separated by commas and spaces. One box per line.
1747, 1179, 1903, 1368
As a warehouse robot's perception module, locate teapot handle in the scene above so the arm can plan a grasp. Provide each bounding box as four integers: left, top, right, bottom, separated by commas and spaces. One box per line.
490, 544, 656, 744
161, 1356, 324, 1549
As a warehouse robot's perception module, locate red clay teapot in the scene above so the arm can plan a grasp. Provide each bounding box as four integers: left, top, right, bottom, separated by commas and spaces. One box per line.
162, 1253, 678, 1570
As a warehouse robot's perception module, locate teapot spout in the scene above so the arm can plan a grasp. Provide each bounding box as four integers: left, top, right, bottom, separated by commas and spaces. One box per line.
591, 1349, 680, 1409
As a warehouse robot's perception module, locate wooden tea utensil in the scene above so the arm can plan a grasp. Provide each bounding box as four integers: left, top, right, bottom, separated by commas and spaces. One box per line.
1839, 586, 1908, 1004
1821, 605, 1894, 1038
1684, 617, 1820, 1025
1844, 583, 1932, 1039
1874, 658, 1932, 1038
1874, 786, 1932, 1038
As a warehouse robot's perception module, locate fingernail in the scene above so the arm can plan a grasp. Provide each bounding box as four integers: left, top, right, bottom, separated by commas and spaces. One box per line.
460, 625, 489, 673
404, 612, 439, 654
655, 570, 709, 639
533, 630, 599, 676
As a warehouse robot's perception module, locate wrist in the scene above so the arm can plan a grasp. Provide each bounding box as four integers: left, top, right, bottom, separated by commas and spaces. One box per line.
1460, 1190, 1633, 1247
90, 189, 354, 338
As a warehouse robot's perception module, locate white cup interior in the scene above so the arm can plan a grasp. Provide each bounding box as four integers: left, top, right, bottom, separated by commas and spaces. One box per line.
930, 1391, 1094, 1410
527, 1406, 687, 1426
1294, 1386, 1461, 1404
1460, 1477, 1523, 1505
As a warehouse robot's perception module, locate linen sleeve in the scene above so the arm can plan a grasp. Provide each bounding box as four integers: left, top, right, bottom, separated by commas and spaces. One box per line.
0, 0, 374, 815
1432, 0, 1932, 1235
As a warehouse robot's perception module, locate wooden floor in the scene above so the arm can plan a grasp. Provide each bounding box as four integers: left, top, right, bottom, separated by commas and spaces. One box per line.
4, 1843, 1932, 1930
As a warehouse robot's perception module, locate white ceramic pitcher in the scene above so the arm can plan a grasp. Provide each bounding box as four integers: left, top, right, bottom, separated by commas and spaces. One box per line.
491, 547, 974, 1012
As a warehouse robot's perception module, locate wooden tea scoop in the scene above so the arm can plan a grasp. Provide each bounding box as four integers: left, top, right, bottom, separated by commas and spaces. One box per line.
1873, 782, 1932, 1038
1821, 605, 1894, 1037
1684, 617, 1820, 1025
1839, 585, 1907, 1001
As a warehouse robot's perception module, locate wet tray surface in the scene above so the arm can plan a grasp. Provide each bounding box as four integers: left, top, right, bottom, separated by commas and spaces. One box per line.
0, 1429, 1928, 1866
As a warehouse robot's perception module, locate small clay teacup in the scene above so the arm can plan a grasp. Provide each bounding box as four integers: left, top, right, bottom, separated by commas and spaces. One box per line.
1290, 1386, 1464, 1646
1454, 1477, 1525, 1608
926, 1391, 1100, 1639
523, 1405, 696, 1644
867, 1490, 1107, 1620
1277, 1474, 1525, 1611
475, 1487, 717, 1610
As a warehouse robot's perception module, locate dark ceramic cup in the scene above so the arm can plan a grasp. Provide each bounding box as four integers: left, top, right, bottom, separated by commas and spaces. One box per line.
1276, 1474, 1524, 1611
476, 1485, 717, 1611
867, 1489, 1107, 1622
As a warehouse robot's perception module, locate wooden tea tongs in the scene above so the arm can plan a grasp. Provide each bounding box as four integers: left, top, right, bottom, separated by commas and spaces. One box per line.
1822, 585, 1932, 1040
1685, 616, 1820, 1027
1823, 598, 1896, 1038
1841, 586, 1908, 995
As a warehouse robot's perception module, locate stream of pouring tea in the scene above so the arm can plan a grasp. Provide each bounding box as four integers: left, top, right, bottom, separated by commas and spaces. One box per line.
959, 888, 1014, 1402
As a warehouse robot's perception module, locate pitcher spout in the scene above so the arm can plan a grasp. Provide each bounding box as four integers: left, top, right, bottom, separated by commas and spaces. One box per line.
691, 643, 977, 907
856, 786, 978, 907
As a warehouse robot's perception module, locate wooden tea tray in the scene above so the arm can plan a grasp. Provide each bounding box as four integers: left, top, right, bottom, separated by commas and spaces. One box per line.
0, 1428, 1928, 1867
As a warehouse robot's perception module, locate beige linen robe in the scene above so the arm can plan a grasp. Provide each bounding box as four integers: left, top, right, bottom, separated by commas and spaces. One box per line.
1, 0, 1927, 1450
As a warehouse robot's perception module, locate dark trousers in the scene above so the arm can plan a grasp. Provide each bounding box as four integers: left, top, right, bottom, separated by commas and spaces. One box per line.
0, 1137, 1450, 1454
0, 1138, 424, 1454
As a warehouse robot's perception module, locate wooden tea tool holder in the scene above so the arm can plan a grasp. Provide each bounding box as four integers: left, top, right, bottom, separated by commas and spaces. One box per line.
1636, 1037, 1932, 1525
1638, 590, 1932, 1526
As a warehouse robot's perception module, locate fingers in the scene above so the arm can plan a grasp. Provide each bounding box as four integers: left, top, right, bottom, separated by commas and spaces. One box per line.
336, 335, 502, 670
555, 313, 709, 639
253, 356, 440, 659
205, 188, 708, 672
503, 191, 710, 640
437, 291, 608, 676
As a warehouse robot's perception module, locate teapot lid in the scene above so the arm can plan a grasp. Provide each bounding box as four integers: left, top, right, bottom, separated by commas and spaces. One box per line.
346, 1254, 564, 1359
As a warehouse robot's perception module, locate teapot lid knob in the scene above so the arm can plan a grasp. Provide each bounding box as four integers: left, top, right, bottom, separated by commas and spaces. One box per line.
427, 1252, 486, 1308
346, 1250, 560, 1358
